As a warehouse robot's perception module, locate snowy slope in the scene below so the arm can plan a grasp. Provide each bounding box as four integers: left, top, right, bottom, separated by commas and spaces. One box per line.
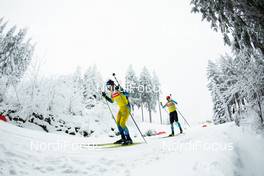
0, 121, 263, 176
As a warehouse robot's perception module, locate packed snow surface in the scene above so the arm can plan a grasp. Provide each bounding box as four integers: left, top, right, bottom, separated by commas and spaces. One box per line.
0, 121, 263, 176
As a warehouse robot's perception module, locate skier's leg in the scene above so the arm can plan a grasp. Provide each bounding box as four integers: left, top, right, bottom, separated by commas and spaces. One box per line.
169, 112, 175, 136
120, 107, 133, 144
175, 111, 183, 133
123, 127, 132, 140
114, 110, 126, 144
176, 122, 183, 133
170, 123, 174, 136
117, 125, 126, 140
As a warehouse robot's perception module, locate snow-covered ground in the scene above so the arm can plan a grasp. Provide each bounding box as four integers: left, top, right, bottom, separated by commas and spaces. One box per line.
0, 121, 263, 176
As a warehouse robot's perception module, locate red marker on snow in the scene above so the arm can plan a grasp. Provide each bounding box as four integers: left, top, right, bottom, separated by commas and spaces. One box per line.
0, 115, 7, 122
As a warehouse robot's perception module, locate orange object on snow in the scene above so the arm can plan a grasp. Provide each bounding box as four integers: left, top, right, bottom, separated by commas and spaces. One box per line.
156, 131, 166, 135
0, 115, 7, 122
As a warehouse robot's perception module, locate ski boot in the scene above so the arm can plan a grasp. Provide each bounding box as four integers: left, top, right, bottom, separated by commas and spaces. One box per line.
122, 139, 133, 145
169, 132, 175, 137
180, 128, 183, 134
114, 138, 125, 144
114, 132, 126, 144
122, 136, 133, 145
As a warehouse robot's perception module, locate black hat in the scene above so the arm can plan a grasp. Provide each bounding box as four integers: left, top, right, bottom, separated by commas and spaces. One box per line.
106, 79, 115, 86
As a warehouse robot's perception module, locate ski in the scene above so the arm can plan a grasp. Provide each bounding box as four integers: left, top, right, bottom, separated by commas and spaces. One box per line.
81, 142, 142, 148
161, 132, 185, 138
100, 142, 142, 149
83, 142, 117, 147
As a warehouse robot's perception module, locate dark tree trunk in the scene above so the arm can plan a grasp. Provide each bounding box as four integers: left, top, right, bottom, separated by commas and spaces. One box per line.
158, 99, 162, 124
227, 105, 233, 121
141, 105, 144, 122
148, 104, 152, 123
257, 97, 263, 124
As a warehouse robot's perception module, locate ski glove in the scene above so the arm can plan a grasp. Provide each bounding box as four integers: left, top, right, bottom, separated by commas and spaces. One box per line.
102, 92, 113, 103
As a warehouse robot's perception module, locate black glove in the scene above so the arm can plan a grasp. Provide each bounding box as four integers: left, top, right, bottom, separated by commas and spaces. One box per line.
115, 85, 119, 90
102, 92, 113, 103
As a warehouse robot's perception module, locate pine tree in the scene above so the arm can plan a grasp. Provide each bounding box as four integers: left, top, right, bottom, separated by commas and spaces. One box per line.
0, 18, 34, 102
139, 66, 155, 123
207, 60, 227, 124
208, 50, 264, 125
191, 0, 264, 55
234, 51, 264, 124
152, 70, 162, 124
125, 65, 140, 109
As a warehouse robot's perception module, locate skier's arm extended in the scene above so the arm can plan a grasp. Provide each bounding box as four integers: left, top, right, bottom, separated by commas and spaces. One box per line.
172, 99, 178, 105
160, 102, 167, 108
102, 92, 113, 103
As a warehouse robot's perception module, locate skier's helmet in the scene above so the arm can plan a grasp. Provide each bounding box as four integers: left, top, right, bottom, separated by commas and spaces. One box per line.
106, 79, 115, 91
106, 79, 115, 86
166, 96, 171, 100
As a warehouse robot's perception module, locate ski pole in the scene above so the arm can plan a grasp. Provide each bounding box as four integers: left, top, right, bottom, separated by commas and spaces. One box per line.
112, 73, 147, 144
128, 110, 147, 144
169, 94, 191, 128
160, 102, 169, 114
176, 107, 191, 128
161, 102, 191, 128
101, 93, 116, 123
112, 73, 124, 91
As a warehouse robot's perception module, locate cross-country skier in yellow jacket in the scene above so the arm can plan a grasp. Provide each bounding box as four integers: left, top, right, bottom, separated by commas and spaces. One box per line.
102, 79, 133, 145
161, 96, 183, 136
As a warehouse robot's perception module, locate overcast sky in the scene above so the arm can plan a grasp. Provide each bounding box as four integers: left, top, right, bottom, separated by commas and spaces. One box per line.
0, 0, 230, 124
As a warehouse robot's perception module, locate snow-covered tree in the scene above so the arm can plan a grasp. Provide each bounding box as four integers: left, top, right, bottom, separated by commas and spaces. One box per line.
0, 18, 34, 102
192, 1, 264, 126
233, 51, 264, 124
191, 0, 264, 55
66, 67, 84, 115
152, 71, 160, 104
208, 49, 264, 126
139, 66, 156, 123
83, 65, 103, 109
207, 60, 227, 124
152, 70, 162, 124
125, 65, 140, 109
